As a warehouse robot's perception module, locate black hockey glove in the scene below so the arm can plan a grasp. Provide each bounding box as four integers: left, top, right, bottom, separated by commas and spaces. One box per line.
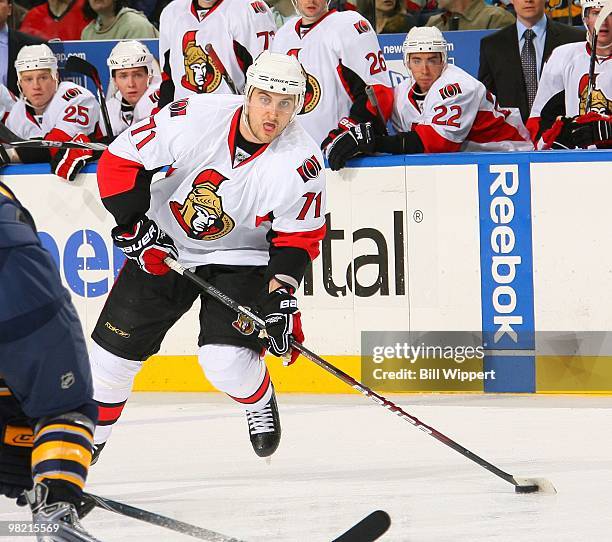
374, 131, 425, 155
256, 287, 304, 365
112, 218, 178, 275
569, 113, 612, 148
325, 122, 375, 171
539, 116, 576, 149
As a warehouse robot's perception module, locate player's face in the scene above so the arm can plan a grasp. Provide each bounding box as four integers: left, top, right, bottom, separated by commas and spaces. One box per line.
296, 0, 328, 21
19, 69, 57, 110
586, 8, 612, 50
197, 0, 218, 7
246, 88, 296, 143
408, 53, 444, 93
113, 67, 149, 106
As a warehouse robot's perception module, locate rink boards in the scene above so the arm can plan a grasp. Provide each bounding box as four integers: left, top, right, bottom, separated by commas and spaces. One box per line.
4, 149, 612, 394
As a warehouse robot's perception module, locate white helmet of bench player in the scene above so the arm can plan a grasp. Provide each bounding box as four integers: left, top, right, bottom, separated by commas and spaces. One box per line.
15, 44, 58, 82
582, 0, 606, 19
243, 51, 307, 128
15, 44, 59, 103
402, 26, 448, 77
107, 40, 154, 81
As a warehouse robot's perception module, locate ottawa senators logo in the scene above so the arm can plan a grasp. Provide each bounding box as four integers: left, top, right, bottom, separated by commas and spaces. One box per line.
354, 20, 371, 34
180, 31, 222, 94
578, 73, 612, 116
169, 98, 189, 117
149, 89, 160, 104
62, 87, 82, 101
439, 83, 462, 100
232, 312, 256, 335
286, 49, 321, 115
169, 169, 235, 240
297, 155, 322, 182
250, 0, 267, 13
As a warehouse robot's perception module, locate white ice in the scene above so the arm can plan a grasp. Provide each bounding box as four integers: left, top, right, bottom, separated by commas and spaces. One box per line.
1, 393, 611, 542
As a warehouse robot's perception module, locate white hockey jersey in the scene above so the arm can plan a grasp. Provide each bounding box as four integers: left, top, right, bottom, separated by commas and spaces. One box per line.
392, 64, 533, 152
527, 42, 612, 139
6, 81, 100, 141
104, 77, 161, 137
271, 9, 393, 146
0, 84, 16, 122
99, 95, 327, 271
159, 0, 276, 101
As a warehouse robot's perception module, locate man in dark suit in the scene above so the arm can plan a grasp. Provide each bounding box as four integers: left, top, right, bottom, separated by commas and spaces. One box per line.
478, 0, 584, 121
0, 0, 42, 96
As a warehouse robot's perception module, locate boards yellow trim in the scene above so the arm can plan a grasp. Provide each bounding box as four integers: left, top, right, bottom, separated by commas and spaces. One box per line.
132, 354, 612, 394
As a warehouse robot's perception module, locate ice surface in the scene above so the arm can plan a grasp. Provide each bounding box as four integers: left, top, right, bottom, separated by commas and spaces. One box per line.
1, 393, 611, 541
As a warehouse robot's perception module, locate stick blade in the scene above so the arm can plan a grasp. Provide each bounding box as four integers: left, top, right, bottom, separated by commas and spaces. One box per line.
513, 477, 557, 494
332, 510, 391, 542
65, 55, 97, 79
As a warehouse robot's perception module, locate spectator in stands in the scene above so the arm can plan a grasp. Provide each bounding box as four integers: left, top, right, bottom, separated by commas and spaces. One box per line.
545, 0, 581, 26
7, 0, 27, 29
427, 0, 515, 30
81, 0, 158, 39
478, 0, 584, 121
20, 0, 92, 40
375, 0, 417, 32
0, 0, 42, 96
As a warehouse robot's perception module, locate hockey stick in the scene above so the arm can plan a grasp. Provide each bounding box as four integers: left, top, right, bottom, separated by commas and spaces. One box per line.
365, 85, 389, 135
331, 510, 391, 542
89, 491, 389, 542
0, 120, 108, 151
204, 44, 240, 94
64, 55, 114, 138
87, 492, 245, 541
586, 0, 612, 111
165, 257, 556, 495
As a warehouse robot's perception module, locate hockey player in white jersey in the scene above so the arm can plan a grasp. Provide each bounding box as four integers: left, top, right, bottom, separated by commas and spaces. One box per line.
271, 0, 394, 151
4, 45, 100, 182
0, 84, 16, 122
104, 41, 161, 138
326, 27, 533, 169
527, 0, 612, 149
158, 0, 276, 108
90, 52, 326, 463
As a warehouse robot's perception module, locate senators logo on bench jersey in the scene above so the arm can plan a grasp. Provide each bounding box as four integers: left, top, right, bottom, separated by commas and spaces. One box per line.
578, 73, 612, 116
169, 169, 235, 240
286, 49, 321, 115
62, 87, 82, 101
180, 31, 222, 94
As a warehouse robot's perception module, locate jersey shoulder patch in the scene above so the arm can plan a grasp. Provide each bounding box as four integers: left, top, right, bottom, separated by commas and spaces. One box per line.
62, 87, 83, 101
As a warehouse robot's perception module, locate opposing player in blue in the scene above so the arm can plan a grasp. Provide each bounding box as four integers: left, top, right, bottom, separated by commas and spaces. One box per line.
0, 181, 100, 542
